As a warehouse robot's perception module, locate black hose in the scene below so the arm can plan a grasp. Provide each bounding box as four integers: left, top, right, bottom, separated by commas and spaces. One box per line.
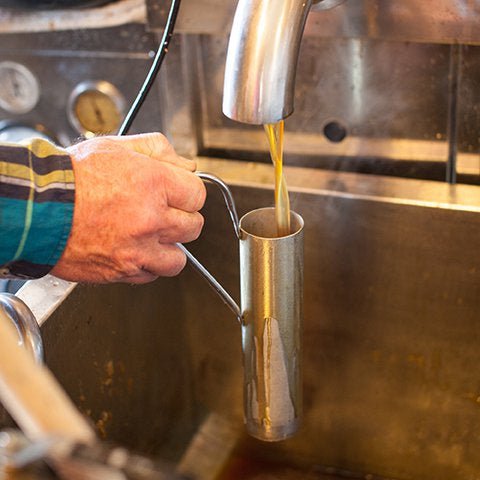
118, 0, 182, 136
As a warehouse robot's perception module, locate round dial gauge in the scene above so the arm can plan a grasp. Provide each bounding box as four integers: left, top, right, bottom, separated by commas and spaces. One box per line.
68, 81, 125, 138
0, 62, 40, 114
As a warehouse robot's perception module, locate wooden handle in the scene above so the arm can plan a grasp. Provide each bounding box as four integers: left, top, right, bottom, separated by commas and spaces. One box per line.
0, 309, 95, 443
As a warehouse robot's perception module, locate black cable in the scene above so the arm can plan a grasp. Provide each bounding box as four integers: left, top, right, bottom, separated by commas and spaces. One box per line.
118, 0, 182, 136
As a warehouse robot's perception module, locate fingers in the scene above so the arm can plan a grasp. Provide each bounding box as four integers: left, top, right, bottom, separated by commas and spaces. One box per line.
123, 243, 188, 283
144, 243, 188, 277
156, 210, 204, 244
60, 132, 206, 285
107, 133, 196, 171
71, 134, 204, 213
160, 163, 207, 213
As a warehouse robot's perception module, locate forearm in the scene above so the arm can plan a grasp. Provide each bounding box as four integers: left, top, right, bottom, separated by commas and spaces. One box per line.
0, 138, 75, 279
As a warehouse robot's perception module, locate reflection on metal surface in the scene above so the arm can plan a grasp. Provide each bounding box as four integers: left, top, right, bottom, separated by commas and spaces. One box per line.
305, 0, 480, 45
240, 208, 304, 442
202, 37, 452, 154
202, 129, 480, 177
16, 276, 76, 328
149, 0, 480, 46
177, 413, 241, 480
0, 293, 43, 364
205, 130, 450, 161
198, 158, 480, 211
457, 45, 480, 160
311, 0, 346, 11
223, 0, 313, 124
194, 34, 479, 182
304, 0, 447, 43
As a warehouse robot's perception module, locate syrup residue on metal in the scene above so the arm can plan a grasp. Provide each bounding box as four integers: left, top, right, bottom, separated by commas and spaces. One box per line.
262, 317, 295, 430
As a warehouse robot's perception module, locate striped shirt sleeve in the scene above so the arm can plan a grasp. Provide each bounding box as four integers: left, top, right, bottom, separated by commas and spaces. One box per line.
0, 138, 75, 279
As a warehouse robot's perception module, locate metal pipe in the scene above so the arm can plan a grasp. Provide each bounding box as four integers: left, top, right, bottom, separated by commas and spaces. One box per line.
176, 172, 242, 320
223, 0, 313, 125
0, 293, 43, 364
177, 244, 242, 321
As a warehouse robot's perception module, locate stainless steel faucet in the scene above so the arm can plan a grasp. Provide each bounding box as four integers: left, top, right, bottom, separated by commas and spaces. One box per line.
223, 0, 346, 125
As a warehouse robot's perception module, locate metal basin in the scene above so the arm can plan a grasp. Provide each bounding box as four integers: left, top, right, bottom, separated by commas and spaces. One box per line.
2, 160, 480, 480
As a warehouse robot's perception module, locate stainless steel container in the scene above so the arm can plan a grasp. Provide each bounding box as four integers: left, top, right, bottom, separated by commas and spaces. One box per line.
240, 207, 304, 441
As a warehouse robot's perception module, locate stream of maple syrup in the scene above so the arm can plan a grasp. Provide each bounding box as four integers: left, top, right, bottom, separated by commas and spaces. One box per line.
264, 121, 291, 237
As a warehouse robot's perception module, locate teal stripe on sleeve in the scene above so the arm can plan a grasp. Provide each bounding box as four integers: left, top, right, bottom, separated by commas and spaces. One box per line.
0, 197, 27, 263
0, 198, 74, 266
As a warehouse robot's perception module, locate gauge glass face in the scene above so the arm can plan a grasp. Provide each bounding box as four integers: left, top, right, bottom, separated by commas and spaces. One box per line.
0, 62, 40, 114
69, 82, 124, 137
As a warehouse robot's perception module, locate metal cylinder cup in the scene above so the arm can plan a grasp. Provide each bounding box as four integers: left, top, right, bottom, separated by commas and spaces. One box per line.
239, 207, 304, 441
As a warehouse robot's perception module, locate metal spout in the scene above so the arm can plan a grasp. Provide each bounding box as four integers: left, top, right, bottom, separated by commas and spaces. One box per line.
223, 0, 314, 125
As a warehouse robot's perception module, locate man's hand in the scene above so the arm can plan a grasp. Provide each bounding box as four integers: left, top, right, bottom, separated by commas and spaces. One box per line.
51, 133, 206, 284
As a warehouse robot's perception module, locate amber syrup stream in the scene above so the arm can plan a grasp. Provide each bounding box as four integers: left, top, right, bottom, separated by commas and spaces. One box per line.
264, 121, 291, 237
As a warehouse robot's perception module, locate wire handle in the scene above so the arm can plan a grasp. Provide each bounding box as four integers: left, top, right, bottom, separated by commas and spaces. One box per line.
176, 171, 242, 321
196, 172, 240, 238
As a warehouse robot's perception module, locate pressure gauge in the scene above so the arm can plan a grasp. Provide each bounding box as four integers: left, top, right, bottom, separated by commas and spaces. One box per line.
0, 62, 40, 114
68, 81, 125, 138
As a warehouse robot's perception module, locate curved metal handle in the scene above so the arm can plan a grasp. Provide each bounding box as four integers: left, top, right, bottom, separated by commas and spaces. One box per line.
176, 171, 241, 321
0, 293, 44, 364
177, 244, 241, 321
196, 172, 240, 238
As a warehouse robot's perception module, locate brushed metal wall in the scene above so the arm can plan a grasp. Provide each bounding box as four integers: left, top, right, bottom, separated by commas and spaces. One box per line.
147, 0, 480, 183
1, 8, 479, 181
27, 164, 480, 480
189, 35, 479, 182
148, 0, 480, 45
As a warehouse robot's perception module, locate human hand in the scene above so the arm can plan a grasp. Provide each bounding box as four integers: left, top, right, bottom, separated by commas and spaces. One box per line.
51, 133, 206, 284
